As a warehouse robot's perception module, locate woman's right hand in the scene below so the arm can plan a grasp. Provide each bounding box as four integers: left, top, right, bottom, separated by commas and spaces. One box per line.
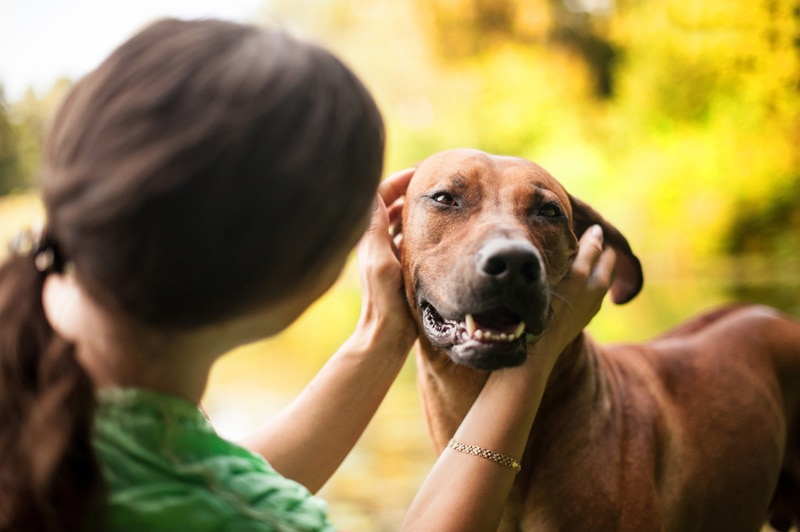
515, 224, 616, 379
402, 225, 617, 532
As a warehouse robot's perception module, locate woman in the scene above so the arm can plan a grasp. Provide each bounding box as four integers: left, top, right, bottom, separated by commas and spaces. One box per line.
0, 18, 615, 531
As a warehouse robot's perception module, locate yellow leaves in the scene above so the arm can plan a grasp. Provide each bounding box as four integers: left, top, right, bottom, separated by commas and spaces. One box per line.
414, 0, 554, 60
515, 0, 552, 37
0, 193, 44, 261
666, 0, 759, 31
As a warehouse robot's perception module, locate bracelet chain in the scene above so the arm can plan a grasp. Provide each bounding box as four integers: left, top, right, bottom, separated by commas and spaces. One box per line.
447, 439, 522, 472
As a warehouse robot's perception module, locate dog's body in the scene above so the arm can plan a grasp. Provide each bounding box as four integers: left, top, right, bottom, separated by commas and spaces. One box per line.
400, 149, 800, 531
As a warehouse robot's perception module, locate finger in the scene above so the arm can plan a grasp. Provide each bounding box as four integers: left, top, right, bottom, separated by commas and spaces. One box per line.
387, 198, 404, 224
391, 233, 403, 261
567, 224, 604, 278
378, 167, 415, 206
362, 194, 389, 236
590, 247, 617, 290
578, 224, 604, 260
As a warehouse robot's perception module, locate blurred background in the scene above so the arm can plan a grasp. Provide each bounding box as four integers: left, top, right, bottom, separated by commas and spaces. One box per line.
1, 0, 799, 529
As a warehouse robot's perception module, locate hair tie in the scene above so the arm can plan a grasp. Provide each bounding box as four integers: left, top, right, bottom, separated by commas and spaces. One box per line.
7, 227, 66, 275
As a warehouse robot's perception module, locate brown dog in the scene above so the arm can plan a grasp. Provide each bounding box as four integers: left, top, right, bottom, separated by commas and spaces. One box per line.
399, 148, 800, 531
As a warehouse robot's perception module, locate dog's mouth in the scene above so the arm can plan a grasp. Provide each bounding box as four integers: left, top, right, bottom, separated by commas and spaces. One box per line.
420, 301, 545, 371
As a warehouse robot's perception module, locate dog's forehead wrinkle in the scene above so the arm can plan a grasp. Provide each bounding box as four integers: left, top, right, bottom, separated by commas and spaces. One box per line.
525, 181, 566, 201
420, 170, 484, 199
452, 172, 483, 199
437, 172, 467, 190
523, 185, 547, 206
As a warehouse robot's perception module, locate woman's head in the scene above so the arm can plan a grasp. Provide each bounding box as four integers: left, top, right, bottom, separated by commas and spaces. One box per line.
43, 18, 384, 329
0, 18, 384, 530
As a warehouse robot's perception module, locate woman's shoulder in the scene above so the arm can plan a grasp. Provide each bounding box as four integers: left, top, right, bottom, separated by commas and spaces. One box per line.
93, 387, 336, 531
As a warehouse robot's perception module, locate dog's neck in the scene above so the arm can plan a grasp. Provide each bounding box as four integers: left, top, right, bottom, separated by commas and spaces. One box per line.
415, 332, 609, 454
539, 332, 608, 418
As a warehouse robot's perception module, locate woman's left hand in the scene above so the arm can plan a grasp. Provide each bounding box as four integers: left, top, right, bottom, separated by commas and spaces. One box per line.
242, 168, 418, 491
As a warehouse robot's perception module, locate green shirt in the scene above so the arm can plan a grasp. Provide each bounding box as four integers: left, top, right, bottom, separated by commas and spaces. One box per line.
93, 388, 336, 531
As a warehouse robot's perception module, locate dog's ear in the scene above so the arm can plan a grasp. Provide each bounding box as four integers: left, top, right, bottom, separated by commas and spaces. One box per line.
569, 195, 643, 304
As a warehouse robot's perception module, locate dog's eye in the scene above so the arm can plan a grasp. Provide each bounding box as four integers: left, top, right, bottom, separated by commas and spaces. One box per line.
538, 204, 563, 217
431, 192, 458, 207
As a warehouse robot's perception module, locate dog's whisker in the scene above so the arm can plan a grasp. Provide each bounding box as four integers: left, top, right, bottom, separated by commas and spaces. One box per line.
548, 289, 568, 306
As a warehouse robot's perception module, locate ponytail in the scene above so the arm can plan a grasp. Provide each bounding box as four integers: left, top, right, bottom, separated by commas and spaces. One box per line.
0, 252, 104, 531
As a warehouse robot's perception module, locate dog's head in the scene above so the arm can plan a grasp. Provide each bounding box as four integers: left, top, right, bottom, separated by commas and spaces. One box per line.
399, 148, 643, 371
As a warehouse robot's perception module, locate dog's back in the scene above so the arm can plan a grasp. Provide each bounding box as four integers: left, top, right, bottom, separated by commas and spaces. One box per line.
510, 304, 800, 531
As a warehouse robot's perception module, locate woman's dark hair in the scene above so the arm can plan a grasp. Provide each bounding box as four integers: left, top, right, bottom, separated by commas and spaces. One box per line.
0, 18, 384, 530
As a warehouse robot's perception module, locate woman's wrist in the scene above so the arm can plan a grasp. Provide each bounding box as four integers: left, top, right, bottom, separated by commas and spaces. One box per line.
346, 314, 414, 367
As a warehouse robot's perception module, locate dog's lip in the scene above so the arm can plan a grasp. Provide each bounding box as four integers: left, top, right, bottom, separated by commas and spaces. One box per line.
420, 300, 538, 348
419, 300, 537, 370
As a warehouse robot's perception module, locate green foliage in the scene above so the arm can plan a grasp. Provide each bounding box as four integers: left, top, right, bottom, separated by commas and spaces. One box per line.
380, 0, 800, 264
609, 0, 800, 258
0, 78, 73, 196
2, 1, 797, 257
725, 174, 800, 258
1, 0, 798, 280
0, 88, 22, 195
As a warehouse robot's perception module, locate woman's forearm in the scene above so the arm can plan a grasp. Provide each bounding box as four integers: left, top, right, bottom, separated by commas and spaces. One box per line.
401, 349, 555, 531
238, 326, 410, 493
238, 170, 418, 492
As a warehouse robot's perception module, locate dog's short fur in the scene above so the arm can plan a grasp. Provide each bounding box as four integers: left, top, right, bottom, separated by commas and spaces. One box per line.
400, 148, 800, 531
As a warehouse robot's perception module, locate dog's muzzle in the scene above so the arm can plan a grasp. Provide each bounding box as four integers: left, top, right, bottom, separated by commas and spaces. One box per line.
417, 238, 551, 371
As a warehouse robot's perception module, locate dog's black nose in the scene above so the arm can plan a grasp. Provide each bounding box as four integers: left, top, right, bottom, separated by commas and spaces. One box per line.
476, 239, 542, 286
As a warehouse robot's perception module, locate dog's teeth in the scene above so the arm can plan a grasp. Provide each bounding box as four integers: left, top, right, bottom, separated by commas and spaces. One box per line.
467, 321, 526, 342
465, 314, 476, 337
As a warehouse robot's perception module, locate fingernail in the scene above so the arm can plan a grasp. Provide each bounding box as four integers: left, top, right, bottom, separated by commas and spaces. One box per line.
590, 224, 603, 242
372, 195, 382, 212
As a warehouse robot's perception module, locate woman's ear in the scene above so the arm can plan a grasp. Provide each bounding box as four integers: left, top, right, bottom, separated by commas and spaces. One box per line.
569, 194, 644, 304
42, 271, 85, 342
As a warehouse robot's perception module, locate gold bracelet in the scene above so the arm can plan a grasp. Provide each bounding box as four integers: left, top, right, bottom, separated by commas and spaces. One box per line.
447, 439, 522, 472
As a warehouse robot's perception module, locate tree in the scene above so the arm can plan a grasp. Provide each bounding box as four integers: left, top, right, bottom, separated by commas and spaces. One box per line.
0, 78, 73, 195
0, 85, 23, 195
